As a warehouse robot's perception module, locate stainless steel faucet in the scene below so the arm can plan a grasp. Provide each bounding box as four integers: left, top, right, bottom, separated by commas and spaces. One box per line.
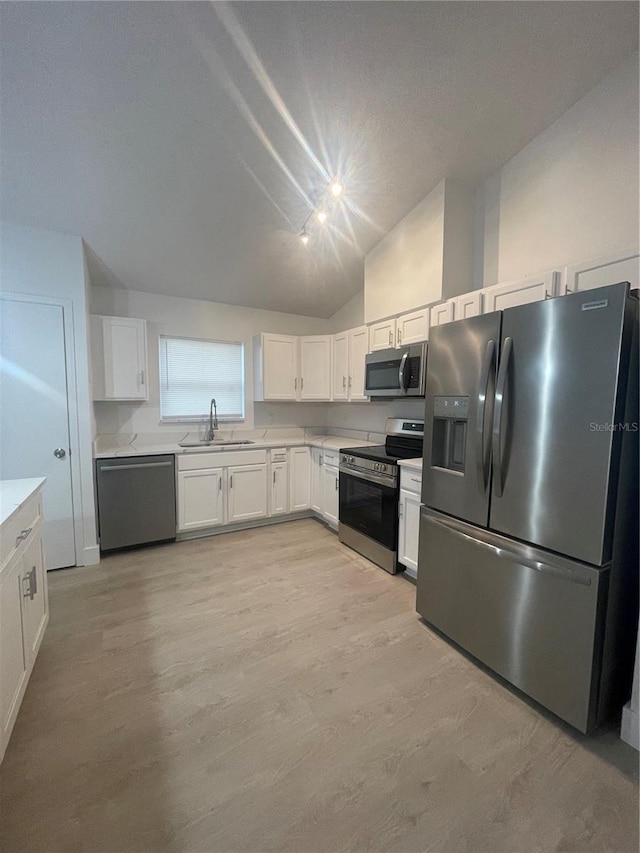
205, 398, 219, 442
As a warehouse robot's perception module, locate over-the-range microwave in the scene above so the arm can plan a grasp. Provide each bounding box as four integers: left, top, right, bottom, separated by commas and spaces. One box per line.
364, 343, 427, 398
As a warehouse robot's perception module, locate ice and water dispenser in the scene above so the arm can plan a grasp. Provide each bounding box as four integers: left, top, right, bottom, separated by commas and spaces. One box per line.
431, 396, 469, 473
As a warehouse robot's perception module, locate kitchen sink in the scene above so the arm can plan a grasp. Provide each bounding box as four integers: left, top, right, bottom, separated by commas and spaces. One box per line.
178, 439, 255, 448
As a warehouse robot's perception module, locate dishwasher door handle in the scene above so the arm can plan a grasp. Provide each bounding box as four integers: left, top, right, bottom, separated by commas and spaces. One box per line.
101, 461, 174, 471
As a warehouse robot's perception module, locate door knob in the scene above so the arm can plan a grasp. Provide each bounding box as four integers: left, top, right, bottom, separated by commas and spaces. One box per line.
54, 448, 66, 459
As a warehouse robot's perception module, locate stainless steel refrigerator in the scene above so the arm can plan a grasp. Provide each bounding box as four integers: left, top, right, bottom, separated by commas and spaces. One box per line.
417, 282, 639, 733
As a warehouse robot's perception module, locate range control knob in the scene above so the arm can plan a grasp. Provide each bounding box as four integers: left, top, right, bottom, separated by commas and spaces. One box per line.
379, 464, 387, 473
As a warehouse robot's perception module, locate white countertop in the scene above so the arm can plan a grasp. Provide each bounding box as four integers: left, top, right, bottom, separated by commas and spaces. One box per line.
94, 434, 374, 459
398, 457, 423, 472
0, 478, 46, 527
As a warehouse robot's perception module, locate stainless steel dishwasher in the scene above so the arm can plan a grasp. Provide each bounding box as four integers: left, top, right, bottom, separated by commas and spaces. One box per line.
96, 455, 176, 551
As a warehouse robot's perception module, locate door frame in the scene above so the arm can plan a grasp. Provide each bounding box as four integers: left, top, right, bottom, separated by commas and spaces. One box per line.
1, 291, 81, 567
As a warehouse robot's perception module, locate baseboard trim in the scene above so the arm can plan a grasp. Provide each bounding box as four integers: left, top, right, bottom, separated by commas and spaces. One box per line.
621, 702, 639, 750
176, 511, 315, 542
79, 545, 100, 566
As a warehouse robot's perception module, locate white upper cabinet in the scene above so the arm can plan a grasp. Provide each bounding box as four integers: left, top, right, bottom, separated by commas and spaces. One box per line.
396, 308, 429, 346
563, 249, 639, 294
253, 333, 299, 401
347, 326, 369, 401
369, 318, 396, 352
91, 315, 148, 401
429, 301, 455, 329
482, 271, 560, 313
454, 291, 483, 320
364, 179, 474, 324
332, 326, 369, 401
299, 336, 331, 400
331, 332, 349, 401
289, 447, 310, 512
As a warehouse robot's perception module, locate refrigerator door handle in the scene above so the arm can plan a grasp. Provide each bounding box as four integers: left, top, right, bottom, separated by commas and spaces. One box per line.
475, 339, 495, 493
398, 352, 409, 392
422, 510, 593, 587
492, 336, 513, 497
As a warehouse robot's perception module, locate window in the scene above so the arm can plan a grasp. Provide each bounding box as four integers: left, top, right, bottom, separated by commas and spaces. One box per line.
159, 336, 245, 422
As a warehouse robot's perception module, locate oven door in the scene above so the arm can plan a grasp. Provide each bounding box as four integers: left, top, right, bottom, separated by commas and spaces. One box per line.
339, 467, 398, 550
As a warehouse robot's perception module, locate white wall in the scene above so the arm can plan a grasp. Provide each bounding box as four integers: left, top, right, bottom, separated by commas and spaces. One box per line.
0, 220, 98, 565
475, 52, 639, 288
91, 286, 330, 435
329, 290, 364, 332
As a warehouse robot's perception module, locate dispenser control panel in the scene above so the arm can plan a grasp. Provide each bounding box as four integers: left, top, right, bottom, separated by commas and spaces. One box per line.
433, 396, 469, 418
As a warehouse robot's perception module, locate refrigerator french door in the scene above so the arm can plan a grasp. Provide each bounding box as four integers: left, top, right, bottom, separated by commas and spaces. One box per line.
417, 282, 639, 732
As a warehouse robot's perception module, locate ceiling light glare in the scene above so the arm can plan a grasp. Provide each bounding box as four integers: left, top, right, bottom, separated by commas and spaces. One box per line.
316, 209, 328, 224
329, 180, 343, 199
300, 229, 310, 246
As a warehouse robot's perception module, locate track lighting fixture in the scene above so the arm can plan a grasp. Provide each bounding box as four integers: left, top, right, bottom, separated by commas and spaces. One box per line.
297, 178, 344, 245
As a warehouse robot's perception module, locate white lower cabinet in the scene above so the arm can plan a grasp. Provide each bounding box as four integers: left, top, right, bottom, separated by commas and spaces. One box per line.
398, 467, 423, 578
310, 448, 324, 513
398, 489, 421, 576
322, 465, 339, 528
228, 465, 268, 523
270, 462, 289, 516
178, 468, 224, 531
289, 447, 310, 511
1, 483, 48, 764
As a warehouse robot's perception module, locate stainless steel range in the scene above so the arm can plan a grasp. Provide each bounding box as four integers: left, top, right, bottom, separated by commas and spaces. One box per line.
338, 418, 424, 574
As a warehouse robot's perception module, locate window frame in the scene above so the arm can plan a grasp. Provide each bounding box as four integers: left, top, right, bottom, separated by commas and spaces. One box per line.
158, 333, 246, 424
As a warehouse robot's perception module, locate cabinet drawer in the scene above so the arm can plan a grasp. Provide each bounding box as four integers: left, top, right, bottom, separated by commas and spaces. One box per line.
178, 449, 267, 471
270, 448, 288, 463
400, 467, 423, 494
0, 493, 42, 574
322, 449, 339, 467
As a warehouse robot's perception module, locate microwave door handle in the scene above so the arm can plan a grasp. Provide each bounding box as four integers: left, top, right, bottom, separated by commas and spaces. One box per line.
475, 339, 495, 493
492, 337, 513, 498
398, 352, 409, 392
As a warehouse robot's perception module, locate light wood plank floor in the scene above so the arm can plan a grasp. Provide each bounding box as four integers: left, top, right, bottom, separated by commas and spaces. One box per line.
1, 519, 637, 853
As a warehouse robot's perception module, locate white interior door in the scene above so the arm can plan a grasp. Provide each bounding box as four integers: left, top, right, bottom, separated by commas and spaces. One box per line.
0, 299, 75, 569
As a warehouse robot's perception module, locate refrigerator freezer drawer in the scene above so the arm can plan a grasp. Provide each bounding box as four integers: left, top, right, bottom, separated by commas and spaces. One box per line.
416, 508, 606, 732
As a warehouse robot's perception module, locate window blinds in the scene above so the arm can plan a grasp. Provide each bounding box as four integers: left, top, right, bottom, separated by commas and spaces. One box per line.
159, 336, 245, 421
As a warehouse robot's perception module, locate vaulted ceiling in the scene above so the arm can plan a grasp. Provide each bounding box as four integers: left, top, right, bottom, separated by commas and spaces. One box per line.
1, 2, 638, 317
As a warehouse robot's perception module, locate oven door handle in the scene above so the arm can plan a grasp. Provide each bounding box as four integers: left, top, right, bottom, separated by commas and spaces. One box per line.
339, 465, 397, 489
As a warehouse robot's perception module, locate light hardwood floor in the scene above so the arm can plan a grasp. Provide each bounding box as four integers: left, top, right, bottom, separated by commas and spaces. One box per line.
1, 519, 637, 853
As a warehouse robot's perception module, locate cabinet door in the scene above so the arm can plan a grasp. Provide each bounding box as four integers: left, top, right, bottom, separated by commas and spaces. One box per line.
564, 249, 639, 294
262, 334, 299, 400
0, 552, 27, 757
369, 318, 397, 352
289, 447, 310, 511
103, 317, 148, 400
228, 465, 268, 522
20, 529, 48, 666
482, 271, 559, 312
348, 326, 369, 401
331, 332, 349, 401
398, 489, 421, 575
177, 468, 224, 531
454, 291, 483, 320
397, 308, 429, 346
299, 336, 331, 400
310, 448, 324, 514
270, 462, 289, 516
429, 301, 455, 329
322, 465, 339, 527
